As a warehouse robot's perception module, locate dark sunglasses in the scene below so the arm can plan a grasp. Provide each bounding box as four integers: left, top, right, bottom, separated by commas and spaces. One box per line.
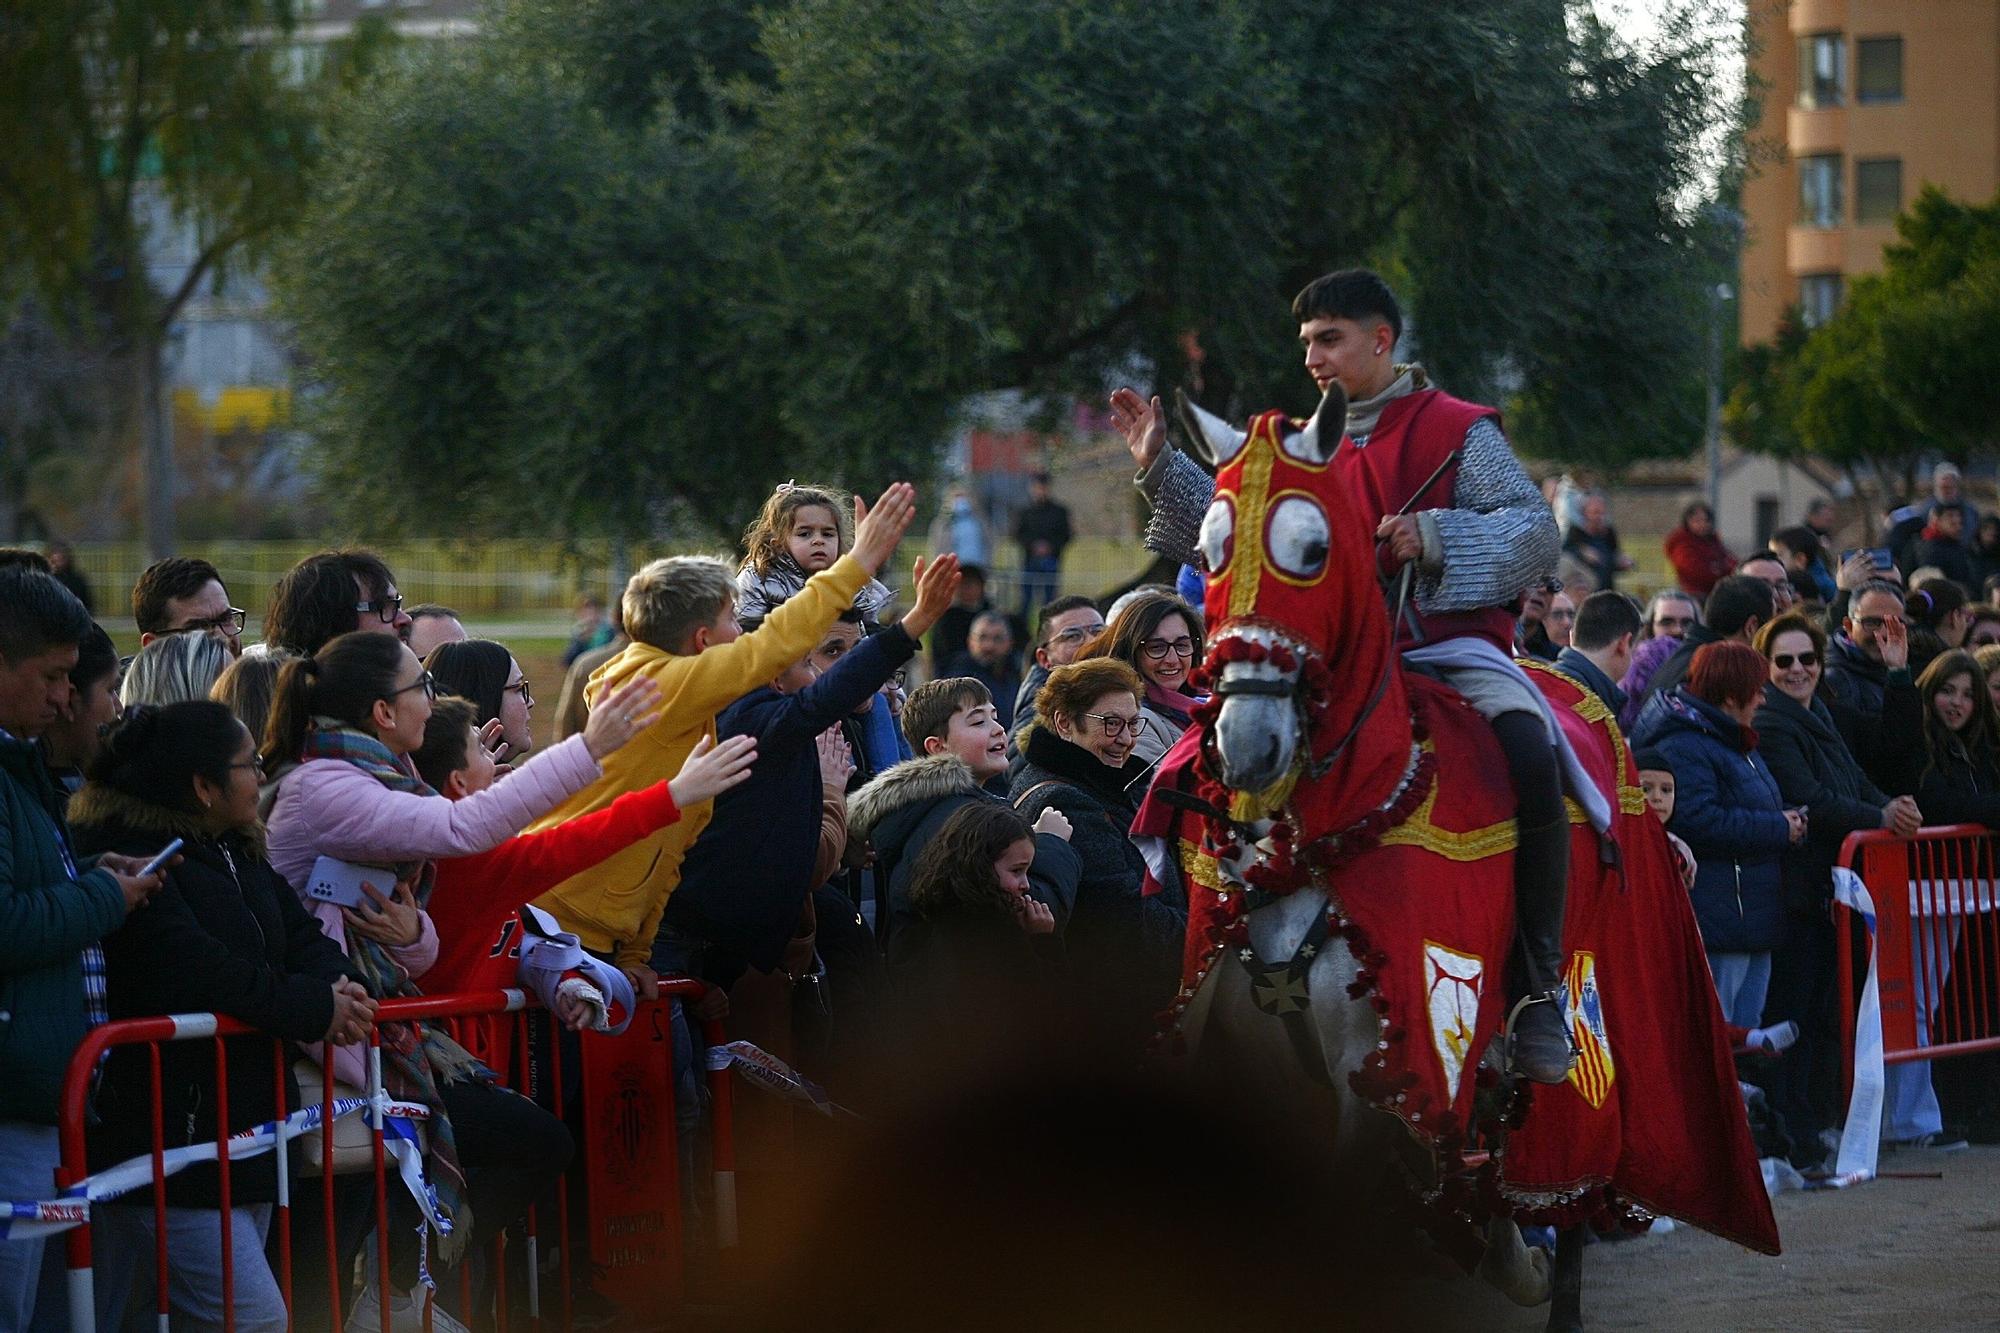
1772, 651, 1819, 670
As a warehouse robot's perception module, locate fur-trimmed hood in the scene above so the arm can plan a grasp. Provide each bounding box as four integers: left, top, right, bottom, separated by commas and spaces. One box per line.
66, 782, 267, 861
846, 752, 981, 843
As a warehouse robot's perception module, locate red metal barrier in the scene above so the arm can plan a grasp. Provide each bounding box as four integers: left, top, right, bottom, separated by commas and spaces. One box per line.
1837, 825, 2000, 1100
51, 983, 736, 1333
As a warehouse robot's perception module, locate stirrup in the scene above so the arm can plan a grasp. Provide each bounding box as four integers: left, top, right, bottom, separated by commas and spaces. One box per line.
1504, 990, 1577, 1079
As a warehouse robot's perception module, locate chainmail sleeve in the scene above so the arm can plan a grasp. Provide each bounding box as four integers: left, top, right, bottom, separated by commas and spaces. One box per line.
1136, 447, 1213, 569
1413, 417, 1559, 614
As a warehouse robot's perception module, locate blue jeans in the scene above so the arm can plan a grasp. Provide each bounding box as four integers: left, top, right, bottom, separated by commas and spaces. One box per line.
1018, 554, 1061, 613
1884, 917, 1962, 1140
92, 1203, 286, 1333
0, 1121, 61, 1331
1707, 950, 1773, 1029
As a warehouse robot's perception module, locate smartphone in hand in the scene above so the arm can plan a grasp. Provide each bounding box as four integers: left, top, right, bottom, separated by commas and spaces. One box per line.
138, 838, 185, 878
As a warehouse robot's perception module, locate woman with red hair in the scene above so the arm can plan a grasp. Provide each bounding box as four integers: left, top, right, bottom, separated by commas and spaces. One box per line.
1630, 641, 1806, 1025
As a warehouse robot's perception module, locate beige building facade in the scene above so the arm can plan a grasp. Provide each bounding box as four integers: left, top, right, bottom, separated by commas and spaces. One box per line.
1740, 0, 2000, 344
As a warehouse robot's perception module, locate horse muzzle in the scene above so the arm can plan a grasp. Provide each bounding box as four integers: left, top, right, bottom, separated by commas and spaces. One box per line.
1212, 667, 1300, 793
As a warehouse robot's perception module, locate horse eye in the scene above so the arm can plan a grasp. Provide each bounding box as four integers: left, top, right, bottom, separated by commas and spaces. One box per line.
1200, 494, 1236, 575
1265, 495, 1330, 581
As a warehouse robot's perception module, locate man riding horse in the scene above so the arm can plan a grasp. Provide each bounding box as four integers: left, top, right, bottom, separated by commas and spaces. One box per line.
1112, 268, 1582, 1085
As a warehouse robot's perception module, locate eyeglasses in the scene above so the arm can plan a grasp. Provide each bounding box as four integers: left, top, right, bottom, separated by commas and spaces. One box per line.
385, 671, 436, 702
1857, 616, 1905, 632
1771, 652, 1819, 670
1139, 636, 1196, 661
1083, 711, 1139, 738
171, 607, 247, 637
1049, 623, 1105, 647
356, 594, 405, 624
1547, 608, 1577, 622
228, 756, 266, 777
506, 678, 534, 708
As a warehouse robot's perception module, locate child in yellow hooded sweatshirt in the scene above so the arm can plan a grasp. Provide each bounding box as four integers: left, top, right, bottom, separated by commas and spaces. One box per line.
529, 483, 918, 995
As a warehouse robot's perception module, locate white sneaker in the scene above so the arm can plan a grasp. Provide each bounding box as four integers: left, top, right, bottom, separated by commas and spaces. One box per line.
343, 1280, 472, 1333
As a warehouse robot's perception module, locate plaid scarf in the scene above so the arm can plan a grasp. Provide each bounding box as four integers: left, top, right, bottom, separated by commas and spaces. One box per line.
299, 720, 484, 1264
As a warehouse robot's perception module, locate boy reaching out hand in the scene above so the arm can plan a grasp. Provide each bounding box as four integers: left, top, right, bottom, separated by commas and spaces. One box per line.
528, 483, 919, 994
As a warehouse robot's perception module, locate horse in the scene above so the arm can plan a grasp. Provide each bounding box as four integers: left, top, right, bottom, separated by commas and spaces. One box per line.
1131, 387, 1778, 1332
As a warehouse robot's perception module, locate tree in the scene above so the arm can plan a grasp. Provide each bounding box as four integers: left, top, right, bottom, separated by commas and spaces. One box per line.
279, 0, 1742, 539
1729, 186, 2000, 504
0, 1, 381, 554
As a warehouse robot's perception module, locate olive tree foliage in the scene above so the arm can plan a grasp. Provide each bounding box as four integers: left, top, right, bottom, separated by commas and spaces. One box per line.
279, 0, 1740, 536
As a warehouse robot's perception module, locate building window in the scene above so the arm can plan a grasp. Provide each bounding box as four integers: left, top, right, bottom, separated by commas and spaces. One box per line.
1856, 158, 1902, 225
1798, 32, 1845, 108
1857, 37, 1903, 104
1798, 153, 1843, 227
1799, 273, 1844, 328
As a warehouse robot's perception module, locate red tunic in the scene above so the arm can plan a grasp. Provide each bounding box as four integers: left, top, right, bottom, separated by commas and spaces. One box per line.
1331, 388, 1518, 654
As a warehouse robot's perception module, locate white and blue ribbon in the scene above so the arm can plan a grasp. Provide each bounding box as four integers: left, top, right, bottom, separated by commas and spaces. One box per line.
1830, 866, 1882, 1186
0, 1091, 439, 1244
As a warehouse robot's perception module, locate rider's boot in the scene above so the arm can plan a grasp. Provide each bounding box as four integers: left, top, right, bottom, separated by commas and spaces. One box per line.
1508, 810, 1575, 1085
1489, 711, 1575, 1085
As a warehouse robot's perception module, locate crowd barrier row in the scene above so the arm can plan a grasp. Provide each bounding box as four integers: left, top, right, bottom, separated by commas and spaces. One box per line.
31, 981, 736, 1333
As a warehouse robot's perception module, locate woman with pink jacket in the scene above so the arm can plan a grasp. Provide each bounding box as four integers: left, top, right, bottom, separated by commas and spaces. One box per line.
258, 631, 660, 1333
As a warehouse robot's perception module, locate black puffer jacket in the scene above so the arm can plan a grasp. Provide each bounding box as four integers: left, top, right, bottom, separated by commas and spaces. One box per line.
1011, 726, 1186, 1033
1753, 685, 1889, 912
847, 752, 1081, 948
68, 784, 359, 1208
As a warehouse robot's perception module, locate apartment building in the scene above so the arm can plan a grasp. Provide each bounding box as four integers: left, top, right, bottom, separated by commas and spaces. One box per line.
1739, 0, 2000, 344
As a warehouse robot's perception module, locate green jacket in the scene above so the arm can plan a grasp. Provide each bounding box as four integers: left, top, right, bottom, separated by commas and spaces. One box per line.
0, 733, 124, 1123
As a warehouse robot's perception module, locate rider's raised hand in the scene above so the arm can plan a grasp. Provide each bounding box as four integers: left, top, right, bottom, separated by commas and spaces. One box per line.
1110, 388, 1166, 469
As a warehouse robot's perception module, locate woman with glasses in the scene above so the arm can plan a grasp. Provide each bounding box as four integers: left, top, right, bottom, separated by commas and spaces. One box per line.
259, 630, 662, 1329
1083, 591, 1206, 768
67, 702, 371, 1331
1011, 658, 1186, 1039
1882, 650, 2000, 1146
1752, 612, 1919, 1169
426, 638, 536, 760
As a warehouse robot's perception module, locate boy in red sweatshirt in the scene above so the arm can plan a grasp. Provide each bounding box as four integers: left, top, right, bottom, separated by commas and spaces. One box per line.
412, 697, 757, 1007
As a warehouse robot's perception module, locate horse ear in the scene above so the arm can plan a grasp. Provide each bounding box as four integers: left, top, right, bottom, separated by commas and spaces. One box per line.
1294, 382, 1348, 465
1175, 388, 1248, 468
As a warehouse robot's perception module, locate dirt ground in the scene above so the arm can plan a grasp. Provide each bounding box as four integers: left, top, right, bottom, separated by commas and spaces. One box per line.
1402, 1145, 2000, 1332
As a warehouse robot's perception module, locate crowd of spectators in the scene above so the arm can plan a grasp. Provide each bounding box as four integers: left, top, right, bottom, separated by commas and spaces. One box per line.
8, 454, 2000, 1328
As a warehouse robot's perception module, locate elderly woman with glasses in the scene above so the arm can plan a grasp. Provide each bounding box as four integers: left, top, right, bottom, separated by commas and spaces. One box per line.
1751, 611, 1921, 1168
1011, 658, 1186, 1038
1080, 590, 1206, 768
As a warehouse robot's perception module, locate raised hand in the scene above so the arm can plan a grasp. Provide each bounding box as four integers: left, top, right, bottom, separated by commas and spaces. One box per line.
852, 483, 918, 574
669, 733, 758, 807
582, 677, 665, 760
1109, 388, 1166, 469
1878, 616, 1910, 671
899, 554, 962, 639
817, 727, 856, 788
